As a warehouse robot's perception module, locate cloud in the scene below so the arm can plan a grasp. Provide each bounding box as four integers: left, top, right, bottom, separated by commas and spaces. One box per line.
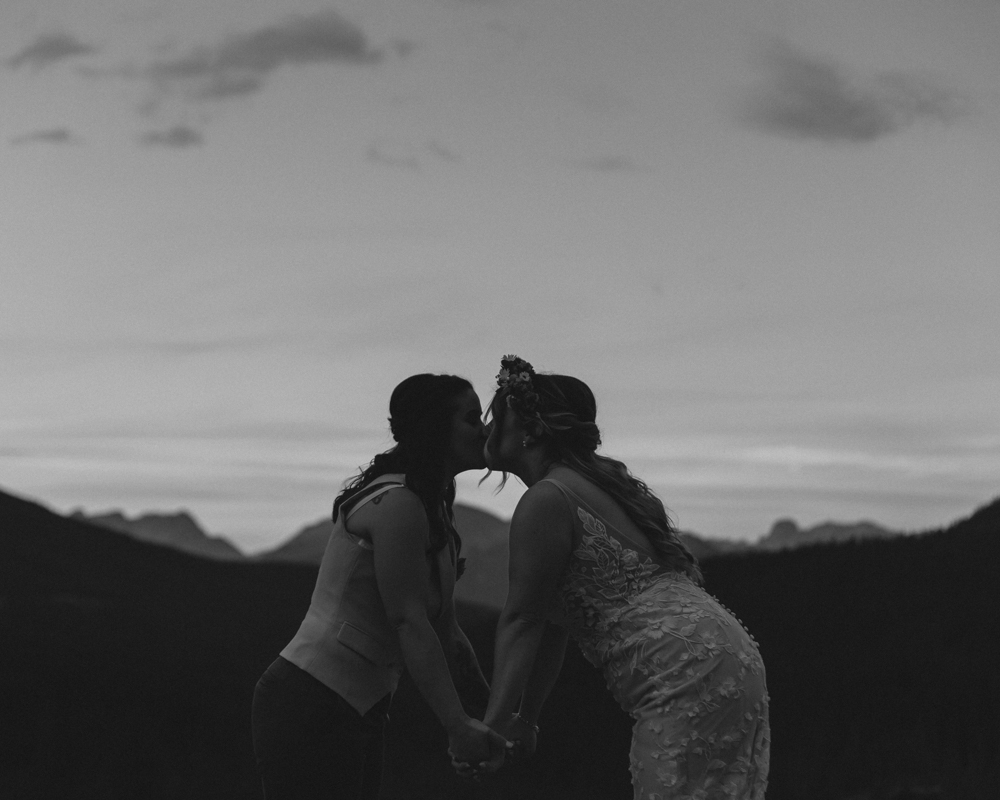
739, 41, 969, 142
390, 39, 417, 59
569, 155, 649, 173
10, 128, 80, 146
25, 12, 387, 144
364, 140, 463, 170
0, 332, 278, 358
25, 417, 379, 445
366, 143, 420, 170
6, 32, 97, 70
138, 126, 204, 147
145, 10, 382, 102
125, 334, 279, 354
427, 140, 460, 163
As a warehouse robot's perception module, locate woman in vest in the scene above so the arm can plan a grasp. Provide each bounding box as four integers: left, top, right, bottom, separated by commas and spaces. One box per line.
252, 373, 509, 799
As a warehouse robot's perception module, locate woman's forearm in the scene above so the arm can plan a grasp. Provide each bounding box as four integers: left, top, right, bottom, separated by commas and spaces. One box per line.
448, 625, 489, 687
444, 624, 491, 717
517, 623, 568, 725
484, 611, 549, 726
395, 615, 469, 731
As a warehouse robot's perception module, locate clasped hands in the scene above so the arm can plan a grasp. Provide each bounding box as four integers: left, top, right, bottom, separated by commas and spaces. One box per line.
449, 714, 538, 780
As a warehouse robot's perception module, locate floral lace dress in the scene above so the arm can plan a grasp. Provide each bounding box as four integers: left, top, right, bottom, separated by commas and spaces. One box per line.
542, 479, 770, 800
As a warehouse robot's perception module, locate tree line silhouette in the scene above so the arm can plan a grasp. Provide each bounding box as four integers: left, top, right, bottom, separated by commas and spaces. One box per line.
1, 487, 996, 799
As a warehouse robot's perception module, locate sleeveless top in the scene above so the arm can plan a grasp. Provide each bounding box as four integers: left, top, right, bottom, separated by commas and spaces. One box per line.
280, 478, 455, 715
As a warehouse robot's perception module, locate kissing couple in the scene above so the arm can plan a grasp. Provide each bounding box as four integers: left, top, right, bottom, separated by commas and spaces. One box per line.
252, 355, 770, 799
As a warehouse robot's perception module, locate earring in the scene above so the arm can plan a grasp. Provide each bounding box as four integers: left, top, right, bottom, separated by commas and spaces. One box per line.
522, 438, 529, 448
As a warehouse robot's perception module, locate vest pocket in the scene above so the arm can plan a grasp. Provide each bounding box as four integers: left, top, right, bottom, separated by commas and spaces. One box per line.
337, 621, 390, 666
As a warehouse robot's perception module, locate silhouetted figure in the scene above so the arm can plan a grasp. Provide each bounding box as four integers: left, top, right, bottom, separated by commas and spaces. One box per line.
462, 356, 770, 799
252, 374, 508, 799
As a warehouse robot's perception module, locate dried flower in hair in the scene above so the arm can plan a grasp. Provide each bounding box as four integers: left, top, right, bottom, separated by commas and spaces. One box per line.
497, 354, 540, 415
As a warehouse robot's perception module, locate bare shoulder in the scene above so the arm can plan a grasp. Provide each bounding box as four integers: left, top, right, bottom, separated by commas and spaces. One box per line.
543, 465, 596, 498
369, 484, 425, 517
349, 480, 427, 540
508, 480, 576, 582
511, 480, 572, 533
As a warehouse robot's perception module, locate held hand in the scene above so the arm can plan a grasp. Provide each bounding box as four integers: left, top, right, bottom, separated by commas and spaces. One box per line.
453, 731, 510, 779
494, 714, 538, 761
447, 718, 512, 779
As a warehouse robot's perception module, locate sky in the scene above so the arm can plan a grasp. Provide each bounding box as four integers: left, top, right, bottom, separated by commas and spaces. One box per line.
2, 0, 998, 553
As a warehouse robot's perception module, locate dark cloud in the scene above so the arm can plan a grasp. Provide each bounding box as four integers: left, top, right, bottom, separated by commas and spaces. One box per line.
146, 10, 382, 101
138, 126, 204, 147
10, 128, 79, 146
195, 73, 264, 99
739, 41, 969, 142
6, 32, 97, 70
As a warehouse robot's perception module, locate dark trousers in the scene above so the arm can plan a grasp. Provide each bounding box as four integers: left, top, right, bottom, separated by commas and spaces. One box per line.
252, 656, 391, 800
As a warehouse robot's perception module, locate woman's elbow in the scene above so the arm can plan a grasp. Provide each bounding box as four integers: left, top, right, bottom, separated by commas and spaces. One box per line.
387, 605, 429, 635
499, 606, 548, 628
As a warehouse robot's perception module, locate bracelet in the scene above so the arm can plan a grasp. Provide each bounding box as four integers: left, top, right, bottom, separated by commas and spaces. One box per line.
513, 712, 539, 733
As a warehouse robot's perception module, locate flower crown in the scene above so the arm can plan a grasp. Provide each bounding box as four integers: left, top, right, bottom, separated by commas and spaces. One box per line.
496, 354, 540, 416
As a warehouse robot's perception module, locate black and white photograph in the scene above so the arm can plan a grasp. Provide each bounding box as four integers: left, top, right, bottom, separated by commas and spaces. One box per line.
2, 1, 998, 798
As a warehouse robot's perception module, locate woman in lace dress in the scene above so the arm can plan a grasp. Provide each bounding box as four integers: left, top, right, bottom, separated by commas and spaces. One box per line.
472, 356, 769, 799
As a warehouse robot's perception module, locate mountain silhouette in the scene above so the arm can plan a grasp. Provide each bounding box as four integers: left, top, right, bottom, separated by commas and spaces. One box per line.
757, 517, 901, 550
258, 503, 510, 562
256, 503, 512, 608
252, 508, 893, 569
256, 503, 731, 608
452, 504, 511, 608
71, 508, 245, 561
253, 517, 331, 563
5, 482, 997, 799
71, 498, 897, 595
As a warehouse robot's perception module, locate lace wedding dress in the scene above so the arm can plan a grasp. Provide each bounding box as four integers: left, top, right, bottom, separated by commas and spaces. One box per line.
543, 479, 770, 799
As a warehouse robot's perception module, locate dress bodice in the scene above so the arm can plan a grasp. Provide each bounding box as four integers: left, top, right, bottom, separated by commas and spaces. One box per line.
543, 479, 711, 662
537, 479, 770, 798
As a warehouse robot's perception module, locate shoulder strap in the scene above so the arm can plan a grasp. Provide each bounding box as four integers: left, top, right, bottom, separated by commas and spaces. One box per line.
538, 477, 577, 506
539, 478, 660, 560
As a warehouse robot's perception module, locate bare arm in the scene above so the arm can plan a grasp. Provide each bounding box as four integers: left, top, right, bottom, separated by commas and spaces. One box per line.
437, 598, 491, 717
372, 490, 505, 764
484, 482, 574, 730
516, 622, 569, 726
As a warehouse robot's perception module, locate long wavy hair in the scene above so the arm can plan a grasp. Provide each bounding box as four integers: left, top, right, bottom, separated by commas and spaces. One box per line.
487, 369, 702, 584
333, 373, 473, 556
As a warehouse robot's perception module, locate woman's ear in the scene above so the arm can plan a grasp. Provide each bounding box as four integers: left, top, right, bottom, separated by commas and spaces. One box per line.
526, 420, 546, 441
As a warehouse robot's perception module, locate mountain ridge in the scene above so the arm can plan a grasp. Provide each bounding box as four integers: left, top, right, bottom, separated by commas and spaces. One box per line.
2, 483, 998, 799
70, 508, 244, 561
57, 491, 911, 609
